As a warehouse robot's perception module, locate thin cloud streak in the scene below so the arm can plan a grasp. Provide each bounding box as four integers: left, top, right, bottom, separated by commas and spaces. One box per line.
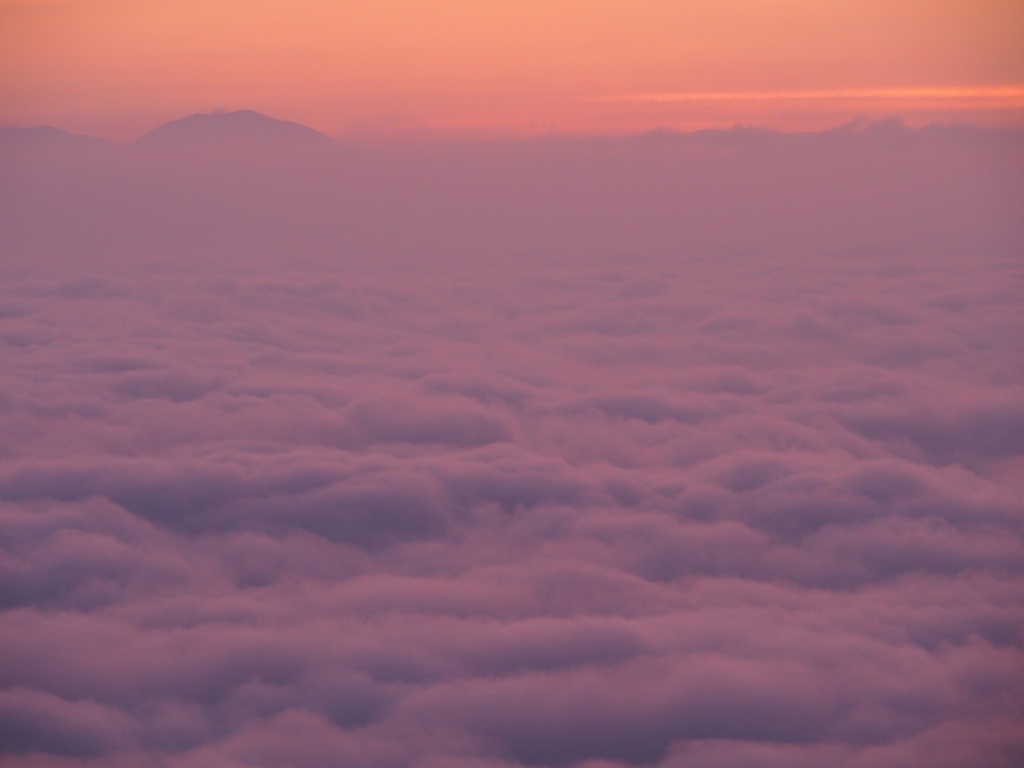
602, 86, 1024, 104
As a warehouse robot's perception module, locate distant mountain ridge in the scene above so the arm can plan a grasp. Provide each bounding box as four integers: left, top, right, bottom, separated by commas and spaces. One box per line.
0, 125, 112, 151
3, 111, 1021, 150
1, 110, 1021, 272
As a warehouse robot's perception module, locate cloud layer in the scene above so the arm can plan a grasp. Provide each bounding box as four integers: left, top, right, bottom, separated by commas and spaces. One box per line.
0, 117, 1022, 767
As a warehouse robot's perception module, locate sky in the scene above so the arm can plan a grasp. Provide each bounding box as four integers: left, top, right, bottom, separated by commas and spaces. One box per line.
2, 0, 1024, 138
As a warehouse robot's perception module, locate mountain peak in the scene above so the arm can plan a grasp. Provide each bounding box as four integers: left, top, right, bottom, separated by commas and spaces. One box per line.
134, 110, 339, 149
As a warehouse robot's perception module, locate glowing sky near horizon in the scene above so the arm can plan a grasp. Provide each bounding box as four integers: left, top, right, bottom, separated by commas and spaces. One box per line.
2, 0, 1023, 138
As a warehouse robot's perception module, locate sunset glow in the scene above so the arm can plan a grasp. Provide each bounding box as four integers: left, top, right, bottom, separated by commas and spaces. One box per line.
2, 0, 1022, 138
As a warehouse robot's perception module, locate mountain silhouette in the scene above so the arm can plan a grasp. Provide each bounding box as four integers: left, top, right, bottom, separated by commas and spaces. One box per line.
133, 110, 341, 151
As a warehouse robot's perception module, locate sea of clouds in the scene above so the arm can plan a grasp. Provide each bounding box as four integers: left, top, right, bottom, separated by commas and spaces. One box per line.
0, 116, 1022, 767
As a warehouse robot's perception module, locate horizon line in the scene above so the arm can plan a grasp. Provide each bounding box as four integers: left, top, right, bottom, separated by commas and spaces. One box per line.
4, 111, 1022, 145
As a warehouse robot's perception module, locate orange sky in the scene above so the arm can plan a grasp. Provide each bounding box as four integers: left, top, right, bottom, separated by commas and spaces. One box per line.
2, 0, 1022, 139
